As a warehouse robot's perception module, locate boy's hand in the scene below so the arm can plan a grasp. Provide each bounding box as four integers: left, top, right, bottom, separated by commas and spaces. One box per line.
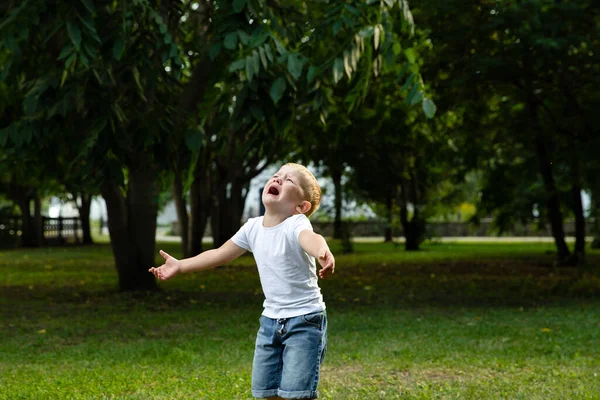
317, 248, 335, 279
148, 250, 181, 281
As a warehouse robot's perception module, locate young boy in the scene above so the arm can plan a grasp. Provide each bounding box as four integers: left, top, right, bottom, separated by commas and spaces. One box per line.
149, 163, 335, 400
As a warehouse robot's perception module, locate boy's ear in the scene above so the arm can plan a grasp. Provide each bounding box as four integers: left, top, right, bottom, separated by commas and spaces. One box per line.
296, 200, 311, 214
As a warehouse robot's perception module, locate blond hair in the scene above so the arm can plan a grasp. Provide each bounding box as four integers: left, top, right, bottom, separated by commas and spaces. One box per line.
285, 163, 321, 217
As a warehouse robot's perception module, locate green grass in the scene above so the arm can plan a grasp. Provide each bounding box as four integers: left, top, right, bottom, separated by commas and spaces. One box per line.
1, 241, 599, 399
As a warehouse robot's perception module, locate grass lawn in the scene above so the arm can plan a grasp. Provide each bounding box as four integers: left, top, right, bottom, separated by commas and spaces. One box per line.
1, 240, 599, 399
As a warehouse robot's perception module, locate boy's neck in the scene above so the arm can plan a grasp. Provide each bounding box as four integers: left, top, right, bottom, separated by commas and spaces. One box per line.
262, 210, 298, 227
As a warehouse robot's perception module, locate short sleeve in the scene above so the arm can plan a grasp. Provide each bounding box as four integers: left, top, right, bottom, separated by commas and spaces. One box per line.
292, 214, 313, 240
231, 221, 252, 252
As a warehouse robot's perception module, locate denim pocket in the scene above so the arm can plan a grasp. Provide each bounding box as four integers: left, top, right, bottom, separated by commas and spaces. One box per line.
302, 311, 323, 328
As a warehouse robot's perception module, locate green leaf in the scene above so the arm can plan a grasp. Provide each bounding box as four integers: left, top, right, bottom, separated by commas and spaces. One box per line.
270, 77, 286, 104
287, 54, 304, 80
60, 69, 69, 87
228, 58, 246, 72
77, 15, 97, 35
132, 67, 147, 101
358, 26, 374, 38
237, 30, 249, 45
66, 21, 82, 50
405, 83, 419, 105
344, 4, 360, 15
307, 66, 318, 84
409, 90, 423, 106
65, 53, 77, 69
332, 58, 344, 84
83, 43, 98, 59
209, 44, 222, 60
252, 50, 260, 74
113, 38, 124, 60
224, 32, 238, 50
79, 52, 89, 67
80, 0, 96, 13
273, 38, 286, 55
422, 98, 437, 118
343, 50, 352, 78
185, 130, 203, 151
374, 25, 381, 50
169, 44, 178, 58
233, 0, 246, 12
401, 73, 415, 91
404, 48, 416, 63
392, 42, 402, 56
164, 34, 172, 45
264, 44, 274, 62
159, 23, 167, 34
333, 21, 343, 36
23, 95, 37, 116
258, 46, 268, 69
58, 44, 74, 60
112, 103, 126, 122
90, 119, 107, 136
246, 55, 254, 81
249, 31, 269, 47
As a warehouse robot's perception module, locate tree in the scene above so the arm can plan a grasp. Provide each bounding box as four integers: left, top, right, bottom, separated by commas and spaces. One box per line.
414, 0, 600, 264
292, 0, 436, 242
1, 0, 430, 290
176, 0, 434, 248
0, 0, 187, 290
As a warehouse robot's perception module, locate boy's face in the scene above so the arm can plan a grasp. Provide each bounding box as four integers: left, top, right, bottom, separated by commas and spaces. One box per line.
262, 165, 307, 215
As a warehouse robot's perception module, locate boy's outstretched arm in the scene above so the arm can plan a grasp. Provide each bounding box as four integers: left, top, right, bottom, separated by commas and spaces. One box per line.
298, 230, 335, 279
148, 239, 247, 281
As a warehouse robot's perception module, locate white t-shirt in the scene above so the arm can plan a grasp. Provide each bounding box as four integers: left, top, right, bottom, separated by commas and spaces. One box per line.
231, 214, 326, 319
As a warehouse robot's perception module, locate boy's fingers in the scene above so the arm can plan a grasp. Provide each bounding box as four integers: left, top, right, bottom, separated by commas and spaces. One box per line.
159, 250, 171, 260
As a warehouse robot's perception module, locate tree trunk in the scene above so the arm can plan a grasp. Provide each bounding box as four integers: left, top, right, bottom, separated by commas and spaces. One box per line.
591, 190, 600, 249
101, 163, 158, 292
571, 185, 586, 259
402, 209, 423, 251
533, 136, 570, 261
173, 174, 190, 257
189, 160, 212, 255
398, 179, 424, 251
533, 135, 570, 261
15, 192, 42, 247
384, 195, 393, 242
211, 179, 247, 248
332, 167, 343, 239
526, 83, 570, 262
17, 197, 35, 247
33, 194, 43, 246
75, 193, 94, 245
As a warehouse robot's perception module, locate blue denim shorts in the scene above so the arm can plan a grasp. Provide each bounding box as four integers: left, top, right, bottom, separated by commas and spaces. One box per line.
251, 310, 327, 399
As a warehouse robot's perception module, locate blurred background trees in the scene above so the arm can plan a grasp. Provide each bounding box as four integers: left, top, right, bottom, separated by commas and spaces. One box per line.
1, 0, 598, 290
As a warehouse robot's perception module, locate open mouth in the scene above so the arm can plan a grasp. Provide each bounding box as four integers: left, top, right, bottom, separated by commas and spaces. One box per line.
268, 186, 280, 195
